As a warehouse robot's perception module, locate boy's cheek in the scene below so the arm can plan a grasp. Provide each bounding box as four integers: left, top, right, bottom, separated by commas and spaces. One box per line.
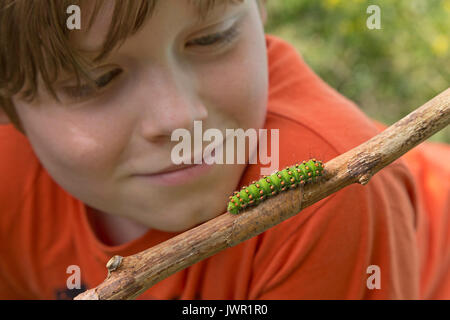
14, 104, 124, 183
198, 43, 268, 130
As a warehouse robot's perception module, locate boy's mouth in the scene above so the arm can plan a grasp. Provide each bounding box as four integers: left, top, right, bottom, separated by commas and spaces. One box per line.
133, 147, 219, 187
132, 133, 228, 186
134, 161, 214, 187
153, 163, 200, 175
148, 146, 218, 175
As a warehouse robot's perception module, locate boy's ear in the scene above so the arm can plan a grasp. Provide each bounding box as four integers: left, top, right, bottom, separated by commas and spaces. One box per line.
257, 0, 268, 25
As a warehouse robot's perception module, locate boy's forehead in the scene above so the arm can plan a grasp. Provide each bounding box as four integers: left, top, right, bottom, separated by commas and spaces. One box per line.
72, 0, 114, 53
73, 0, 234, 54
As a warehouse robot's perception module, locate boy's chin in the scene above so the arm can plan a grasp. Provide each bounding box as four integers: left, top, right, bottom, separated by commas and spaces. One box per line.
153, 221, 202, 233
153, 207, 222, 233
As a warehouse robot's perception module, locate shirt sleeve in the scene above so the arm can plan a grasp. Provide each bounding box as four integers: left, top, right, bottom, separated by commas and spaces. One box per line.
247, 162, 420, 299
0, 125, 39, 299
0, 125, 37, 217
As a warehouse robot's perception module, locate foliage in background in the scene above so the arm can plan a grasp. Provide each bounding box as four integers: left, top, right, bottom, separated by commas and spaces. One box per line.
265, 0, 449, 142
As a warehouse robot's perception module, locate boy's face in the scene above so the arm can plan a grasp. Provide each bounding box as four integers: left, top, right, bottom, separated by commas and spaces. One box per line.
10, 0, 268, 232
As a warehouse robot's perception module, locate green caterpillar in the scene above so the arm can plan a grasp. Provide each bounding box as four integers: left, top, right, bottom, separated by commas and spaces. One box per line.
227, 159, 324, 214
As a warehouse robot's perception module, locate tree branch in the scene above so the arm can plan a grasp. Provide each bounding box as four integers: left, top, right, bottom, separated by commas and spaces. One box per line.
75, 88, 450, 300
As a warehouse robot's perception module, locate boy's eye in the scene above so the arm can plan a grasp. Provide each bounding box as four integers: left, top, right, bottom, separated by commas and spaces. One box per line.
186, 25, 239, 47
60, 68, 123, 100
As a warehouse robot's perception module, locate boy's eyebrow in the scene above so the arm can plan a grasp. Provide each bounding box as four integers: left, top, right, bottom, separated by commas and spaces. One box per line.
76, 0, 239, 55
191, 0, 235, 21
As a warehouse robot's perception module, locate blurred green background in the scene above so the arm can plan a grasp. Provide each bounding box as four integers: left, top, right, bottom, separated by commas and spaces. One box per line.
265, 0, 450, 143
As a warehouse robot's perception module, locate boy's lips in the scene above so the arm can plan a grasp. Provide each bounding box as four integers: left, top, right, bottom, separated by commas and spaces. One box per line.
133, 143, 221, 186
133, 161, 213, 186
137, 145, 218, 176
148, 163, 199, 175
131, 133, 229, 186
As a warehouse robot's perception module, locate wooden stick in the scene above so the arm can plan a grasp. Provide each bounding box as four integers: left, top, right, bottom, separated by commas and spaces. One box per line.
75, 88, 450, 300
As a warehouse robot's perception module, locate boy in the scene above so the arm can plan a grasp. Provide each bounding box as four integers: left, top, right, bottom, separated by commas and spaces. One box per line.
0, 0, 449, 299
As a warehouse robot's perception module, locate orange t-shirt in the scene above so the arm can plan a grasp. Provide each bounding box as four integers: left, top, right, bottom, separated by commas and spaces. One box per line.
0, 35, 449, 300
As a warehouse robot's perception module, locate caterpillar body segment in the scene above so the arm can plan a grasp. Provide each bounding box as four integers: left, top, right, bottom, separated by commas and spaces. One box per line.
227, 159, 324, 214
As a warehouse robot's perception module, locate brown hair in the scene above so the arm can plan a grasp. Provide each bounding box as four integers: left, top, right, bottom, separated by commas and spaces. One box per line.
0, 0, 243, 133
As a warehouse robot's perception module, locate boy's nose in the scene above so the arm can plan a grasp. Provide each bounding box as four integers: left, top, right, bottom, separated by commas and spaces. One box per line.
138, 68, 208, 141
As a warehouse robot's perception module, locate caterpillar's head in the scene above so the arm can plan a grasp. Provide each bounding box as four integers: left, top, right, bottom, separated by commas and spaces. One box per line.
227, 201, 240, 215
